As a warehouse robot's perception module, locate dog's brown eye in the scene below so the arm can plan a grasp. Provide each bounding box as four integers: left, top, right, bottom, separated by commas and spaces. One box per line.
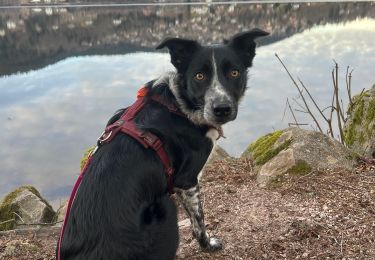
230, 70, 240, 78
195, 73, 205, 81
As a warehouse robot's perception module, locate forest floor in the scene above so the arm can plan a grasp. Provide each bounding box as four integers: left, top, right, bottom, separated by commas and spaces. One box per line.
0, 158, 374, 259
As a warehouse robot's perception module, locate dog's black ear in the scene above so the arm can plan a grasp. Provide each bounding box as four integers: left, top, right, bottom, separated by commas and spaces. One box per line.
156, 38, 201, 72
227, 29, 269, 67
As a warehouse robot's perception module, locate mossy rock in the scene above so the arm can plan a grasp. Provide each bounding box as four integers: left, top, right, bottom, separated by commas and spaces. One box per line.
244, 128, 357, 187
242, 130, 292, 166
344, 84, 375, 158
286, 160, 312, 176
0, 186, 55, 231
269, 160, 312, 187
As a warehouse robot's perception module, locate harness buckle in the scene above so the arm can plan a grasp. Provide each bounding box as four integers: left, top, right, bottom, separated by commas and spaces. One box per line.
141, 132, 162, 149
98, 130, 112, 144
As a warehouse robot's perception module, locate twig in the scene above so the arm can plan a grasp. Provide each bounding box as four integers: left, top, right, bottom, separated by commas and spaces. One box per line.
275, 53, 323, 133
322, 105, 335, 113
0, 219, 15, 226
332, 61, 344, 144
346, 66, 354, 107
17, 220, 63, 226
298, 79, 334, 138
292, 97, 307, 111
282, 99, 288, 121
287, 98, 300, 128
295, 109, 309, 114
340, 99, 346, 123
329, 92, 335, 130
0, 218, 63, 227
288, 123, 308, 126
13, 212, 25, 223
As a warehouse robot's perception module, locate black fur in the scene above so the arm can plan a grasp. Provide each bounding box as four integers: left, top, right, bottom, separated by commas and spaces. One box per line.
59, 29, 269, 259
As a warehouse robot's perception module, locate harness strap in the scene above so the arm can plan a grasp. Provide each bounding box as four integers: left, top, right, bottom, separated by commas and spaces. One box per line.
98, 86, 179, 194
57, 154, 93, 260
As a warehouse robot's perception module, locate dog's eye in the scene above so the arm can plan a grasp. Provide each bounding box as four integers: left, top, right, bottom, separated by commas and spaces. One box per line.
194, 72, 205, 81
230, 70, 240, 78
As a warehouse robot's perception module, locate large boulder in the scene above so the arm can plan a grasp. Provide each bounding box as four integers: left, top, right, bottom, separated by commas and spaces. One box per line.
344, 84, 375, 158
242, 128, 358, 187
0, 186, 55, 231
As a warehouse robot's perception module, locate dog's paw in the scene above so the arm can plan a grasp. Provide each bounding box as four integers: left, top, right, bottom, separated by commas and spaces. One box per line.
204, 237, 223, 252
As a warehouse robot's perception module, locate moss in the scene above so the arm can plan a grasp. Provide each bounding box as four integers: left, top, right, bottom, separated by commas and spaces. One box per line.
286, 160, 312, 176
346, 151, 361, 161
345, 88, 375, 148
80, 146, 96, 171
243, 130, 292, 166
345, 92, 365, 146
268, 160, 312, 188
0, 186, 54, 231
365, 97, 375, 135
0, 186, 35, 231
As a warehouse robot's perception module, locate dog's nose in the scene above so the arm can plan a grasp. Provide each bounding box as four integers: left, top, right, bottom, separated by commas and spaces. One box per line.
213, 103, 232, 118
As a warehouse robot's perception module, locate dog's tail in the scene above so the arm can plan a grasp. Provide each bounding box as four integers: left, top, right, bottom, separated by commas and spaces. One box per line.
137, 194, 179, 258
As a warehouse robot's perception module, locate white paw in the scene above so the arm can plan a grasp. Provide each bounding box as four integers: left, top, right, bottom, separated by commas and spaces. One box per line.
207, 237, 222, 251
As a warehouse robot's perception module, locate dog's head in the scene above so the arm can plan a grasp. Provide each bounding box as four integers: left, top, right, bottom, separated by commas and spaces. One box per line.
156, 29, 269, 126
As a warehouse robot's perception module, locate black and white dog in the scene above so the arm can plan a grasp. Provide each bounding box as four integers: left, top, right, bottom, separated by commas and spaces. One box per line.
59, 29, 268, 259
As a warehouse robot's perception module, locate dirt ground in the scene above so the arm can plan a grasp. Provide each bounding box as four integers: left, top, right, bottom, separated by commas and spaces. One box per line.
0, 158, 374, 259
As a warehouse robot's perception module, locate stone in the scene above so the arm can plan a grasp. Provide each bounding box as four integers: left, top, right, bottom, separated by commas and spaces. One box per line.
242, 128, 358, 186
344, 84, 375, 158
0, 186, 55, 231
206, 145, 230, 165
178, 218, 191, 229
55, 201, 68, 224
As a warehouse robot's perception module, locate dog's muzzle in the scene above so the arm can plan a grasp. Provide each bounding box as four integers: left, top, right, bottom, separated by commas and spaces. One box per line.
206, 99, 236, 125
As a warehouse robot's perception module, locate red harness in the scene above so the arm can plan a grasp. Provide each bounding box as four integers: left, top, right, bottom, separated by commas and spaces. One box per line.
57, 86, 184, 260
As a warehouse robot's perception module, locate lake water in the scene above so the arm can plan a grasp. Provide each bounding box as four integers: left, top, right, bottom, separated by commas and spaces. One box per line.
0, 2, 374, 208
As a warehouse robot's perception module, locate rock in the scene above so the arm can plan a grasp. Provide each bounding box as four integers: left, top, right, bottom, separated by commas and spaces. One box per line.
206, 145, 230, 165
0, 186, 55, 231
344, 84, 375, 158
242, 128, 358, 186
178, 218, 191, 229
55, 201, 68, 224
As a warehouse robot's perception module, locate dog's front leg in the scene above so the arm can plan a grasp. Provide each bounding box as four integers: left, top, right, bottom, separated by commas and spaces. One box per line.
175, 185, 222, 251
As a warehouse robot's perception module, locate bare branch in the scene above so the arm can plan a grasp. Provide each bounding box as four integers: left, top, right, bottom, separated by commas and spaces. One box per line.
292, 97, 306, 111
13, 212, 25, 223
281, 99, 288, 121
17, 220, 63, 226
275, 53, 323, 133
287, 98, 300, 127
298, 78, 329, 122
332, 61, 345, 144
340, 99, 346, 123
294, 109, 309, 114
346, 66, 354, 107
322, 105, 335, 113
0, 219, 15, 226
288, 123, 308, 126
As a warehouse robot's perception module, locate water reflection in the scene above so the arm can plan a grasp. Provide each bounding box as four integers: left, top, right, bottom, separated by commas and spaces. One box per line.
1, 2, 374, 75
0, 3, 374, 207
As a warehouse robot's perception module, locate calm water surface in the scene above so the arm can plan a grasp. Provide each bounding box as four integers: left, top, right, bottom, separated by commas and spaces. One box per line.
0, 2, 374, 207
